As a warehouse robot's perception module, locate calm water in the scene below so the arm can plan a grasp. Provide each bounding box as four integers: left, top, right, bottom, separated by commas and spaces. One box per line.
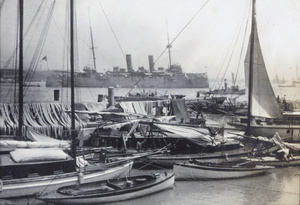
2, 85, 300, 205
118, 167, 300, 205
0, 85, 203, 103
10, 167, 300, 205
1, 84, 299, 103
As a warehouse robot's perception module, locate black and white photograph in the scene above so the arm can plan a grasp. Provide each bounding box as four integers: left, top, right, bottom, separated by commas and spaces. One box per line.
0, 0, 299, 204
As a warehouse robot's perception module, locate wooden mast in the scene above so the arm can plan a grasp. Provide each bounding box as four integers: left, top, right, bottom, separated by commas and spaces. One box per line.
246, 0, 256, 136
88, 8, 97, 71
70, 0, 76, 159
18, 0, 24, 140
166, 19, 172, 69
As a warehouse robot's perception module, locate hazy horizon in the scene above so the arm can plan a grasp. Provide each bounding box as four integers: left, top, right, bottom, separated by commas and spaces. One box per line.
1, 0, 300, 83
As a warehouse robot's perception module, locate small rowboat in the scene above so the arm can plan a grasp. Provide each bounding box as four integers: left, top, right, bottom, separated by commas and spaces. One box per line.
37, 172, 175, 205
174, 162, 273, 180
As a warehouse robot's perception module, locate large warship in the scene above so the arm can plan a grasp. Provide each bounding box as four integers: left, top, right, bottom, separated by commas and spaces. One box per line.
46, 22, 209, 88
46, 54, 209, 88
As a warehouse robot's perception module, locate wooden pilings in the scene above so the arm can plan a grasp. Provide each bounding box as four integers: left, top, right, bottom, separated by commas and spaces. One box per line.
54, 90, 60, 101
108, 87, 114, 108
98, 94, 104, 102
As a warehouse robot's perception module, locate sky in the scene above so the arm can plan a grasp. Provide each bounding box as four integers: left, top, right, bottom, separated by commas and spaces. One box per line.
1, 0, 300, 83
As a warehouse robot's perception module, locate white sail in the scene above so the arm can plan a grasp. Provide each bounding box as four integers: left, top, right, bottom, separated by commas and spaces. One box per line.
244, 16, 282, 119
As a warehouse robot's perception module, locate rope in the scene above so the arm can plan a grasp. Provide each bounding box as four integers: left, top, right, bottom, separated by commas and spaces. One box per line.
30, 170, 64, 205
23, 2, 47, 84
97, 0, 126, 60
211, 1, 251, 94
0, 0, 45, 73
232, 2, 252, 94
24, 1, 56, 96
125, 0, 211, 96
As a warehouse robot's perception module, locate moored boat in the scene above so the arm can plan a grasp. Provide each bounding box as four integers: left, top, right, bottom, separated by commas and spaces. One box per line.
145, 145, 278, 168
242, 156, 300, 168
36, 172, 175, 205
203, 76, 246, 96
227, 0, 300, 142
228, 114, 300, 142
174, 162, 273, 180
0, 0, 134, 200
0, 155, 133, 199
46, 54, 209, 88
144, 128, 280, 168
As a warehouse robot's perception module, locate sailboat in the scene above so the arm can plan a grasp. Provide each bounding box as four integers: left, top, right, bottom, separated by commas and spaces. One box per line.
172, 0, 299, 179
292, 64, 300, 86
0, 0, 132, 200
278, 75, 294, 87
228, 0, 300, 142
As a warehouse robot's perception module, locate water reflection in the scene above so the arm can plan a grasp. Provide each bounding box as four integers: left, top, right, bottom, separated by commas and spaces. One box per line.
112, 167, 299, 205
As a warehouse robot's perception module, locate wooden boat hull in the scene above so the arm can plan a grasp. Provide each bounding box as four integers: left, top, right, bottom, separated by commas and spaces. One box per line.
250, 125, 300, 142
245, 156, 300, 167
228, 122, 300, 142
37, 172, 175, 205
0, 160, 133, 199
146, 146, 278, 167
174, 163, 272, 180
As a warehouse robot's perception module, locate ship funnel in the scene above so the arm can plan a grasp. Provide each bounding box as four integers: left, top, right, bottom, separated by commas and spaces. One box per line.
126, 54, 134, 72
148, 55, 155, 73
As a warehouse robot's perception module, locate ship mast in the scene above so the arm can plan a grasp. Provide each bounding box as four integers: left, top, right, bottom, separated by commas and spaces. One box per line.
88, 8, 97, 71
166, 19, 172, 68
70, 0, 76, 159
246, 0, 256, 136
18, 0, 24, 140
0, 0, 2, 72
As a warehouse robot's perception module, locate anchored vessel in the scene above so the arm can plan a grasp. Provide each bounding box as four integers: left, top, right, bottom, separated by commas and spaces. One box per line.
37, 172, 175, 205
228, 0, 300, 142
46, 54, 209, 88
174, 162, 272, 180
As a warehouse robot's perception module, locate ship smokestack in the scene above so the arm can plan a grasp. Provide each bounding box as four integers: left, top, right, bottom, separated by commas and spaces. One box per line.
126, 54, 134, 72
148, 55, 155, 73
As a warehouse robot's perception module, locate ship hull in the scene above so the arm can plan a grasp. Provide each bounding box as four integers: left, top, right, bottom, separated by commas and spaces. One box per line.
60, 76, 108, 87
46, 73, 209, 88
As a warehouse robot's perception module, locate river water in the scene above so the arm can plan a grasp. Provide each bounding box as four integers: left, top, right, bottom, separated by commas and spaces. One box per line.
1, 85, 300, 205
1, 84, 299, 103
118, 167, 300, 205
10, 166, 300, 205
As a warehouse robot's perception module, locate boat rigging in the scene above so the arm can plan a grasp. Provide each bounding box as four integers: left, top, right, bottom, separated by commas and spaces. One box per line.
124, 0, 210, 95
88, 8, 97, 72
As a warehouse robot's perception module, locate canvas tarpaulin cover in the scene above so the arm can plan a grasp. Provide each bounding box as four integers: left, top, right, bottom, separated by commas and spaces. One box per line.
171, 99, 189, 123
26, 127, 70, 148
10, 148, 71, 163
154, 124, 215, 147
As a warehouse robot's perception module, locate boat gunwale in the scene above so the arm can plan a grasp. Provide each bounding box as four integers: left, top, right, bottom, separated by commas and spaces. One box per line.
147, 146, 277, 161
38, 172, 175, 200
175, 163, 272, 172
1, 160, 133, 186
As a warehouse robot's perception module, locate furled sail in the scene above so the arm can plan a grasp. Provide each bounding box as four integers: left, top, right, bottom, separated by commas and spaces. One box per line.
244, 16, 282, 119
154, 124, 215, 147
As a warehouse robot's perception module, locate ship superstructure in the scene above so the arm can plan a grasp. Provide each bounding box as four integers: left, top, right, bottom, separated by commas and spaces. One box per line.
46, 54, 209, 88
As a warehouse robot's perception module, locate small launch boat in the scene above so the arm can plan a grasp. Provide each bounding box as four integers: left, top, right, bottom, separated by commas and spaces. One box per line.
37, 172, 175, 205
174, 162, 273, 180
